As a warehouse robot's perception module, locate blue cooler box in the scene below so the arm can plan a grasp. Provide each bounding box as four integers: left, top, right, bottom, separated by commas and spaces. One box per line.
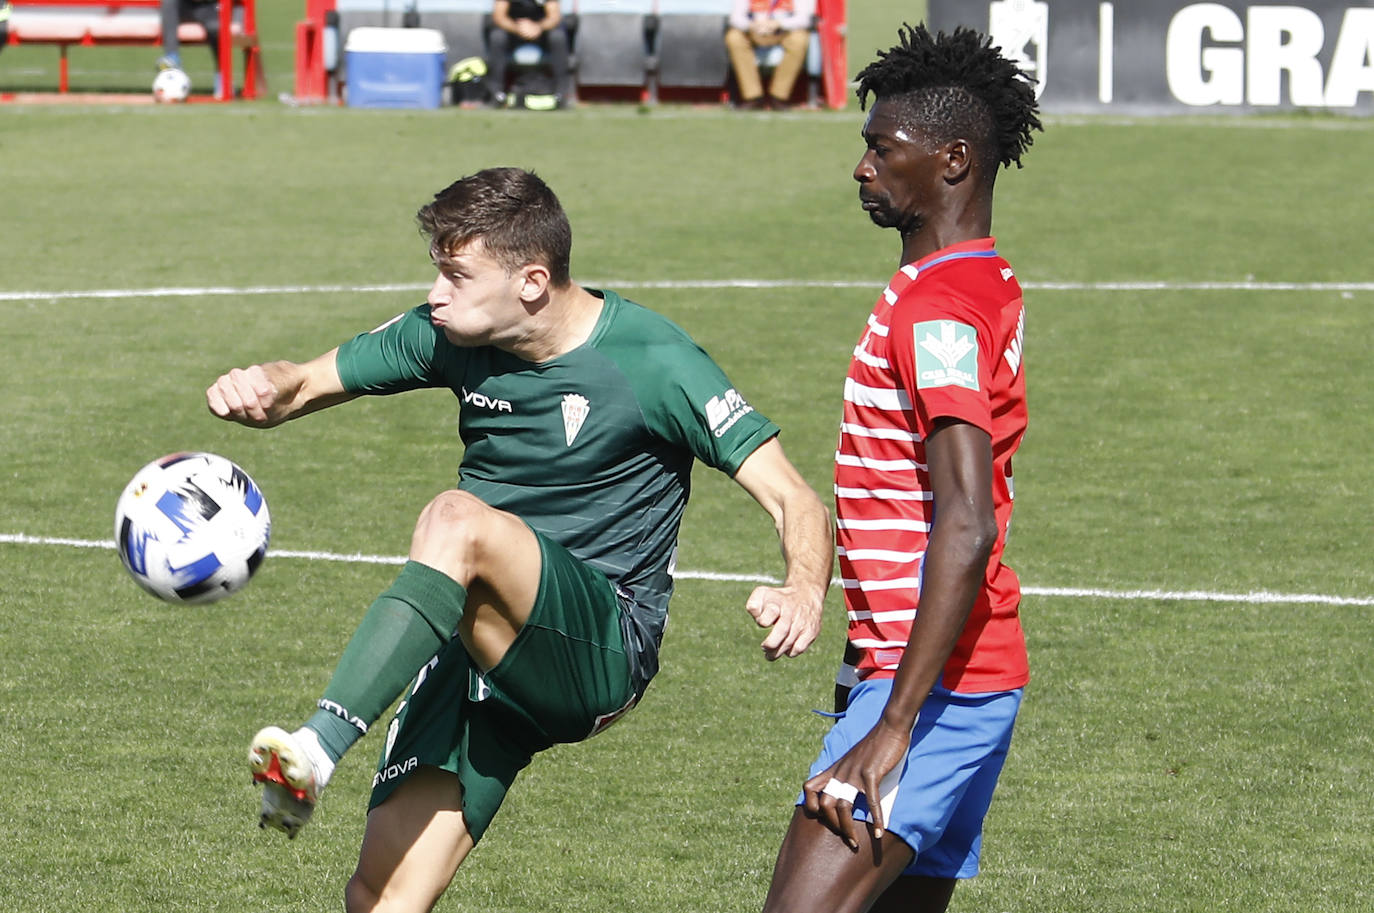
345, 27, 447, 109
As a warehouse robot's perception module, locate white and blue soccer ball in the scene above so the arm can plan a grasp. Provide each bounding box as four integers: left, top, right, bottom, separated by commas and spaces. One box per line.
152, 67, 192, 103
114, 452, 270, 604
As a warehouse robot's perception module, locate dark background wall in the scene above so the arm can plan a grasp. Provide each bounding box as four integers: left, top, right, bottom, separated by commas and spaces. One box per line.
926, 1, 1374, 114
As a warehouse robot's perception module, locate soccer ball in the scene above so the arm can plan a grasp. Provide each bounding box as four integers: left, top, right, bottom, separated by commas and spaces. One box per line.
114, 452, 271, 604
152, 67, 192, 103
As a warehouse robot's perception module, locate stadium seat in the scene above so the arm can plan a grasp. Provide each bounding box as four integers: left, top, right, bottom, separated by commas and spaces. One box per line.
653, 0, 730, 92
569, 0, 654, 92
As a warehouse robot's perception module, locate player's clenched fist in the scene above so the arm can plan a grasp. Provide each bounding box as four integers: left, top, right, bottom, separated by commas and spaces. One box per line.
206, 351, 352, 429
206, 364, 284, 427
747, 584, 824, 661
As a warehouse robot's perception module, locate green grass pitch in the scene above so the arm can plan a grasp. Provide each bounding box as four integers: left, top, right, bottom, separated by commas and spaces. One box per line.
3, 4, 1374, 912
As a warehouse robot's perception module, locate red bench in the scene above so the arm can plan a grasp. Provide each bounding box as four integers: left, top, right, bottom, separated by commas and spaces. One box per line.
4, 0, 262, 98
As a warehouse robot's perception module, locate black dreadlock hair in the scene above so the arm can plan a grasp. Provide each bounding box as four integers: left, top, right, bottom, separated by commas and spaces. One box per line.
856, 23, 1042, 172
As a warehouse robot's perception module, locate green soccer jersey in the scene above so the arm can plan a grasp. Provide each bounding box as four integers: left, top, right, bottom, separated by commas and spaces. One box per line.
335, 289, 779, 657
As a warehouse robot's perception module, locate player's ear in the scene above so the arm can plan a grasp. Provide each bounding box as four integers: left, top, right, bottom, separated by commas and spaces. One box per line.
516, 262, 552, 303
943, 139, 972, 184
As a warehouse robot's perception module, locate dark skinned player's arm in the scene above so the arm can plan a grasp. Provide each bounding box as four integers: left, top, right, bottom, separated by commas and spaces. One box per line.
802, 416, 999, 845
875, 418, 998, 747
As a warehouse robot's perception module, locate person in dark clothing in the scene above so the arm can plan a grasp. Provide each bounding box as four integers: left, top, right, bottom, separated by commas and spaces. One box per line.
487, 0, 572, 107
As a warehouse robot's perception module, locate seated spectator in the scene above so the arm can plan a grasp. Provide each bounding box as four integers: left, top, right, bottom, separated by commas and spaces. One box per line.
157, 0, 223, 90
724, 0, 813, 110
487, 0, 572, 108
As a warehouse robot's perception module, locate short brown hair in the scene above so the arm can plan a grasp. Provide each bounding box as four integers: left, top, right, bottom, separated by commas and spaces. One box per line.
417, 167, 573, 287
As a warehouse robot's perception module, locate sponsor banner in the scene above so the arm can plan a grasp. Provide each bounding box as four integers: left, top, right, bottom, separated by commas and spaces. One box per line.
926, 0, 1374, 114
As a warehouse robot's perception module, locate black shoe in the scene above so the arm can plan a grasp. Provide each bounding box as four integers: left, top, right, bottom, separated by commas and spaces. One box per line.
736, 96, 766, 111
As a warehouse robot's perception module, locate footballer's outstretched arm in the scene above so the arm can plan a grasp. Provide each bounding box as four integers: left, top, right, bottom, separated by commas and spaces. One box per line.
731, 437, 833, 661
207, 349, 359, 428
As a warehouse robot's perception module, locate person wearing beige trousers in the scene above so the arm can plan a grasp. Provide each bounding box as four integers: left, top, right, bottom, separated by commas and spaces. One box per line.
724, 0, 814, 109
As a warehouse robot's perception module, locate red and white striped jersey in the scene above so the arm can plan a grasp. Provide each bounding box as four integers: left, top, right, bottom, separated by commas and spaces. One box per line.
835, 238, 1029, 694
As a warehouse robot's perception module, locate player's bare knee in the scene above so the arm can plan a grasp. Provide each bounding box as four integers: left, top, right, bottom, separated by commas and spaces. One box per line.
343, 874, 428, 913
343, 871, 380, 913
412, 490, 488, 554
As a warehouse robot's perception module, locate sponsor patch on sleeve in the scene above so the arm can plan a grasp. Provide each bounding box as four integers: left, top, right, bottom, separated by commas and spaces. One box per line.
913, 320, 979, 391
704, 388, 754, 438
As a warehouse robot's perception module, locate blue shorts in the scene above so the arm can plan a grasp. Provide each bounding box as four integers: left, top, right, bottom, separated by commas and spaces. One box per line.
802, 678, 1022, 879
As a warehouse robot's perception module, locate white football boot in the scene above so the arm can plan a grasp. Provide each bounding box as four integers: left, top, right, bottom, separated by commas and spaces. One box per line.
248, 726, 330, 839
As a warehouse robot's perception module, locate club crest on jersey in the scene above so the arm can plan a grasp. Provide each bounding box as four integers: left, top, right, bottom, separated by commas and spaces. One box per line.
914, 320, 979, 391
561, 393, 590, 446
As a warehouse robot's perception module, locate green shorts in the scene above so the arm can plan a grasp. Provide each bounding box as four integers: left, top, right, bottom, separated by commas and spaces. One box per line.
367, 527, 639, 843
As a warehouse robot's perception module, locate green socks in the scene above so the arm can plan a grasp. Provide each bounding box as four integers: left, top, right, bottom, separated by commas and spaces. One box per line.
305, 560, 468, 763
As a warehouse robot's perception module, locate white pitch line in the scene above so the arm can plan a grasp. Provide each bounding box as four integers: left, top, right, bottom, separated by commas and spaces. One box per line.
1022, 280, 1374, 292
4, 532, 1372, 607
2, 278, 1373, 303
1017, 585, 1374, 607
0, 283, 429, 302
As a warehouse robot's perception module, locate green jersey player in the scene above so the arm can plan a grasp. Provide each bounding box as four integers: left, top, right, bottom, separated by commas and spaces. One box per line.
206, 167, 832, 913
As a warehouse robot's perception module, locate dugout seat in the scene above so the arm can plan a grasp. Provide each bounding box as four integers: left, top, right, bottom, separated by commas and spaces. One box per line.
568, 0, 654, 95
652, 0, 730, 94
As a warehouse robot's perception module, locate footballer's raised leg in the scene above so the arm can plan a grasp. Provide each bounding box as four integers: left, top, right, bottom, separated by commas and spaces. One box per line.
249, 725, 333, 838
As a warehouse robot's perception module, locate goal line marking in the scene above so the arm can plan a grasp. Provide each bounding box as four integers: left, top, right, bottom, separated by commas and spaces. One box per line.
4, 532, 1371, 607
2, 278, 1373, 303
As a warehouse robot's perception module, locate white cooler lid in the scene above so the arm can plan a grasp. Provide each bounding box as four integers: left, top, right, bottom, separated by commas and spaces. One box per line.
344, 26, 447, 54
